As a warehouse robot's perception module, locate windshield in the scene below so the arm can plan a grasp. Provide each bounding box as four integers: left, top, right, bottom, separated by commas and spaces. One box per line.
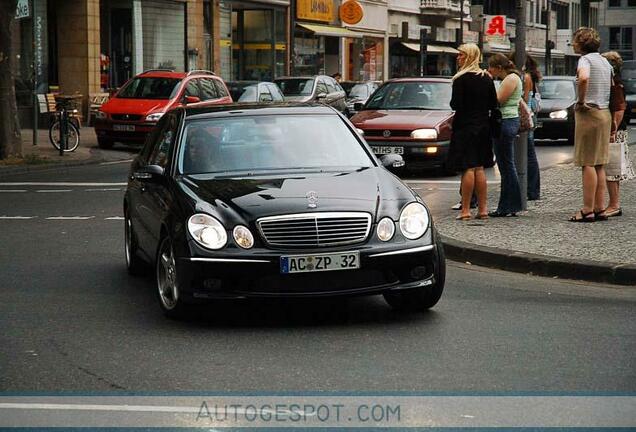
349, 84, 370, 99
275, 79, 315, 96
365, 82, 452, 110
624, 79, 636, 95
538, 80, 576, 100
178, 115, 373, 175
117, 77, 181, 99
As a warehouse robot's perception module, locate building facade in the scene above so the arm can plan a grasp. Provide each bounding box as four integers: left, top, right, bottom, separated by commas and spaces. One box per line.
597, 0, 635, 61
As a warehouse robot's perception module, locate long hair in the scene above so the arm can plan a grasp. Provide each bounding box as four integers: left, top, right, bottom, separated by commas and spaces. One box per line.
453, 43, 487, 81
488, 53, 520, 76
510, 51, 542, 83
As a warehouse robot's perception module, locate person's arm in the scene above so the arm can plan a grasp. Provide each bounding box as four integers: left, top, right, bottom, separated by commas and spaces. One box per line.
576, 56, 590, 110
496, 74, 517, 104
522, 73, 532, 103
450, 76, 463, 111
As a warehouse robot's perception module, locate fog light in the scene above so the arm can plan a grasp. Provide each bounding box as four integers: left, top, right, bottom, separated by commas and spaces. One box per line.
426, 147, 438, 154
410, 266, 428, 280
233, 225, 254, 249
376, 217, 395, 241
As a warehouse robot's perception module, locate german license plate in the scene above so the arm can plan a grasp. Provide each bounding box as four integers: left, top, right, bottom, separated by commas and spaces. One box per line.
113, 124, 135, 131
372, 146, 404, 155
280, 251, 360, 274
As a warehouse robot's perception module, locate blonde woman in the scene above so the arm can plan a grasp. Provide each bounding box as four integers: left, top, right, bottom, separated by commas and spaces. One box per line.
570, 27, 613, 222
602, 51, 635, 217
447, 43, 498, 220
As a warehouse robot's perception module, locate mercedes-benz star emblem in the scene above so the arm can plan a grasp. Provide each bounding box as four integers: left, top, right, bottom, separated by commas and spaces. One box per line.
306, 191, 318, 209
383, 130, 391, 138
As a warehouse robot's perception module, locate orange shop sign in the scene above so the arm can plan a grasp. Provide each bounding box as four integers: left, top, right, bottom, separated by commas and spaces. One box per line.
297, 0, 334, 23
340, 0, 364, 25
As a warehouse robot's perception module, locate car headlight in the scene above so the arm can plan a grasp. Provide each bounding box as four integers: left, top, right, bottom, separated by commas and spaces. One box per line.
145, 112, 164, 122
188, 214, 227, 250
549, 110, 568, 119
376, 217, 395, 242
232, 225, 254, 249
411, 129, 438, 140
96, 111, 107, 120
399, 202, 430, 240
356, 128, 365, 136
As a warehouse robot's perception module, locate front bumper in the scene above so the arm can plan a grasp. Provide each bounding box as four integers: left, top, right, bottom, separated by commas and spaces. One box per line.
534, 117, 574, 142
365, 139, 450, 169
175, 238, 441, 300
94, 119, 157, 144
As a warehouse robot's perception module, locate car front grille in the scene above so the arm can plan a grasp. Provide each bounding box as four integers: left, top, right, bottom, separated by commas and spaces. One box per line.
111, 114, 143, 121
257, 212, 372, 248
363, 129, 412, 137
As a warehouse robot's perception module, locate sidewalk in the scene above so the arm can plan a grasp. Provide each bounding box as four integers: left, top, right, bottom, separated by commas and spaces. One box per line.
0, 128, 134, 178
437, 143, 636, 286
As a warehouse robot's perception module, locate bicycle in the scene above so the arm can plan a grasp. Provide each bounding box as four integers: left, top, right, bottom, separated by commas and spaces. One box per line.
49, 102, 81, 152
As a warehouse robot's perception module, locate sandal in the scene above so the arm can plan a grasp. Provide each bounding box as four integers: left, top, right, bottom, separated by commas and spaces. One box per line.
605, 207, 622, 217
594, 209, 608, 221
488, 211, 517, 218
475, 214, 489, 220
569, 209, 595, 223
455, 214, 471, 221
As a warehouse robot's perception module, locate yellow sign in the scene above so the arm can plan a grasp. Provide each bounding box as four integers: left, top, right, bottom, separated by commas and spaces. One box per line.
297, 0, 334, 23
340, 0, 364, 25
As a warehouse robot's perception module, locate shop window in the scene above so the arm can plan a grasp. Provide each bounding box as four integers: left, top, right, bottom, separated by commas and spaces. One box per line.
609, 0, 621, 7
142, 0, 186, 71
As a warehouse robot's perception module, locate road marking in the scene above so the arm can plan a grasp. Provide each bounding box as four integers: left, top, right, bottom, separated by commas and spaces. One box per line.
105, 216, 124, 220
0, 182, 127, 187
36, 189, 72, 193
0, 216, 36, 219
0, 190, 27, 193
84, 188, 122, 192
99, 159, 134, 166
46, 216, 95, 220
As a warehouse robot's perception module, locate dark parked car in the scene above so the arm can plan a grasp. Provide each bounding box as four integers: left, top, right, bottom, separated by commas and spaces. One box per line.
274, 75, 346, 112
124, 103, 445, 317
534, 76, 577, 145
344, 81, 381, 117
623, 60, 636, 124
350, 78, 454, 172
226, 81, 285, 103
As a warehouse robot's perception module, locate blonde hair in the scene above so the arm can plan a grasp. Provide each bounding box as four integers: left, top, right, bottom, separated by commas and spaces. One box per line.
573, 27, 601, 54
453, 43, 487, 81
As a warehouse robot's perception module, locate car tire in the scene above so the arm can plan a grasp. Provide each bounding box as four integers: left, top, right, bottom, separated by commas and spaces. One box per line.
125, 210, 146, 276
97, 137, 114, 149
156, 236, 189, 319
383, 241, 446, 312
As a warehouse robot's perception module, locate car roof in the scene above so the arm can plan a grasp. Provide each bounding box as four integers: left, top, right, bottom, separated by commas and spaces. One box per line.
138, 70, 186, 79
385, 77, 452, 83
274, 76, 326, 80
183, 102, 338, 120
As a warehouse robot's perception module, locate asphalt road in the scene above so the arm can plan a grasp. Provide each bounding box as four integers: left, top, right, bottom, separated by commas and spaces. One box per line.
0, 154, 635, 393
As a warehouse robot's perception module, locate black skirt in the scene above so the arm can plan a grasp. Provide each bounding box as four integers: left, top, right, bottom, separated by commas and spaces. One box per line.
447, 124, 494, 171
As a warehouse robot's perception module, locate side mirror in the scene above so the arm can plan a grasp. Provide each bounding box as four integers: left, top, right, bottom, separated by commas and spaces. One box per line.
353, 102, 364, 112
184, 95, 201, 104
379, 154, 405, 169
132, 164, 164, 181
316, 92, 328, 100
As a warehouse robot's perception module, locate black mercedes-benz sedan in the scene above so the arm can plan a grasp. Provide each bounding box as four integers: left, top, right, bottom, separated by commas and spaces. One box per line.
124, 103, 445, 317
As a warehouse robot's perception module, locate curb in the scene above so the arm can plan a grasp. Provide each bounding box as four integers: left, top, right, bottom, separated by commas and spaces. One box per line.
440, 234, 636, 286
0, 152, 133, 179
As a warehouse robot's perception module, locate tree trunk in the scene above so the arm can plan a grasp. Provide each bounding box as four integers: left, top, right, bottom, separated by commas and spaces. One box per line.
0, 0, 22, 160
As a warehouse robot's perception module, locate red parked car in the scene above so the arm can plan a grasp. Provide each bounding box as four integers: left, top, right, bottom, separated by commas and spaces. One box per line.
94, 69, 232, 148
350, 78, 454, 172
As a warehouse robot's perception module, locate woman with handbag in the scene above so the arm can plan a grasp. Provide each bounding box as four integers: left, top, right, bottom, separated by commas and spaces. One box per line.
569, 27, 613, 222
447, 43, 498, 220
602, 51, 635, 217
487, 53, 523, 217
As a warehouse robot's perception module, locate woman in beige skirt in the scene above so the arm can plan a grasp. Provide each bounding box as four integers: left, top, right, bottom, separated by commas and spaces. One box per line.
570, 28, 614, 222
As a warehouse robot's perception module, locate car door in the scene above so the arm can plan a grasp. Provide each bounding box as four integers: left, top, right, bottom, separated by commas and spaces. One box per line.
136, 111, 180, 255
180, 79, 201, 106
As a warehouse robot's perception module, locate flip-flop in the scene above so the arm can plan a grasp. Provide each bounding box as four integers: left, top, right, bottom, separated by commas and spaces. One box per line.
455, 214, 471, 221
475, 214, 489, 220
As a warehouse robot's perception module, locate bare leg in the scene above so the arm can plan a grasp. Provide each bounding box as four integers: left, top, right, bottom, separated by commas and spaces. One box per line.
474, 166, 488, 216
581, 166, 597, 214
460, 168, 475, 218
606, 180, 620, 211
594, 165, 607, 213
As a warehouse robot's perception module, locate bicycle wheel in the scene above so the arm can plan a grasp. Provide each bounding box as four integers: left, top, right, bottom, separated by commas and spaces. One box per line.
49, 121, 80, 152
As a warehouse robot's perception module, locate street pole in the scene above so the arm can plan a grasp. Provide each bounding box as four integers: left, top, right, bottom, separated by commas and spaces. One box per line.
514, 0, 528, 212
459, 0, 464, 46
544, 2, 551, 76
419, 28, 428, 77
32, 2, 37, 146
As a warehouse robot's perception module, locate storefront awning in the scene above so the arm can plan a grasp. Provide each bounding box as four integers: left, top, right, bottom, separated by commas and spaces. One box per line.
401, 42, 459, 54
297, 23, 363, 38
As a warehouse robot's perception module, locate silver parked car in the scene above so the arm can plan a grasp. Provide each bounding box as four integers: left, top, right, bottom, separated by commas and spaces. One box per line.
274, 75, 346, 112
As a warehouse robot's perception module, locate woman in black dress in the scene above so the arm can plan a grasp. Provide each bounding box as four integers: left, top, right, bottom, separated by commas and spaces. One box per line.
448, 43, 498, 220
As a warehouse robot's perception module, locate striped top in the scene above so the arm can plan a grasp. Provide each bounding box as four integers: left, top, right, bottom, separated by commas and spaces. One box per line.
577, 53, 613, 109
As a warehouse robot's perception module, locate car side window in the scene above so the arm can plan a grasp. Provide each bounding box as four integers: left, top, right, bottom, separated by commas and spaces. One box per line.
268, 84, 284, 101
316, 80, 328, 95
184, 80, 200, 98
214, 79, 230, 98
325, 78, 337, 94
149, 113, 178, 168
199, 78, 219, 101
259, 84, 273, 102
140, 115, 169, 163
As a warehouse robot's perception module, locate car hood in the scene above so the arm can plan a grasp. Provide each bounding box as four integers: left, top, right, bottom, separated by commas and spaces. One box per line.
101, 98, 170, 115
539, 99, 574, 112
177, 167, 417, 225
351, 109, 453, 129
